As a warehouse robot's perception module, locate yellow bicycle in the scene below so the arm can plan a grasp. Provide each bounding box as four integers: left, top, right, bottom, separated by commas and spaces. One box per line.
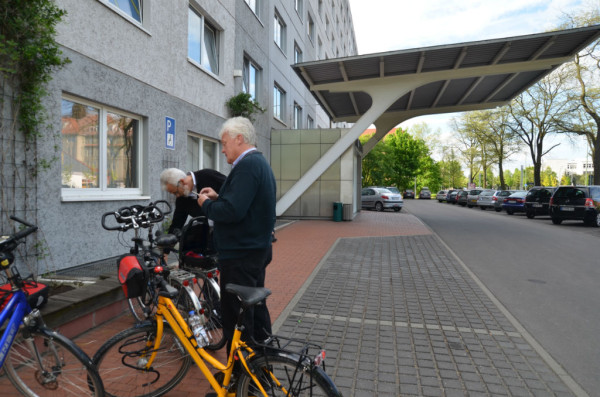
91, 270, 341, 397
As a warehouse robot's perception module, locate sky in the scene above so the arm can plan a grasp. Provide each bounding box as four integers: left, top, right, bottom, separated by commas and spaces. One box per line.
347, 0, 596, 169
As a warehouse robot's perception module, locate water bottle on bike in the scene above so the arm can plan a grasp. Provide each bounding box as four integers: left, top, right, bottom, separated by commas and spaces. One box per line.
188, 310, 209, 347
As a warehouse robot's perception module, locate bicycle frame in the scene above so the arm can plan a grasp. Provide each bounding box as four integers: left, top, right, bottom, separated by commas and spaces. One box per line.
146, 295, 272, 397
0, 289, 30, 368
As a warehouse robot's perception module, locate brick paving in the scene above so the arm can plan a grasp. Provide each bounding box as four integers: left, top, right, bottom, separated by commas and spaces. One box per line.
57, 211, 581, 396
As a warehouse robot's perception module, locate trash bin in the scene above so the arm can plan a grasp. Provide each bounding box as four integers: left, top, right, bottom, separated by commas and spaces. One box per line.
343, 203, 352, 221
333, 202, 343, 222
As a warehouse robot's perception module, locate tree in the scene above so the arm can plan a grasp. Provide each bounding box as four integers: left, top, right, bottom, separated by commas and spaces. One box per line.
360, 133, 389, 187
507, 71, 571, 186
385, 129, 431, 189
439, 148, 465, 188
541, 166, 558, 187
555, 7, 600, 184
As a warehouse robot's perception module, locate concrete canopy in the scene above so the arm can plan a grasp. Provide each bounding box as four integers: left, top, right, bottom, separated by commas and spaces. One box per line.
276, 25, 600, 216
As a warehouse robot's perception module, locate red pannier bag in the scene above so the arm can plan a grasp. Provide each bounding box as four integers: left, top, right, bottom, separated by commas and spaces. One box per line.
0, 279, 49, 310
117, 255, 148, 299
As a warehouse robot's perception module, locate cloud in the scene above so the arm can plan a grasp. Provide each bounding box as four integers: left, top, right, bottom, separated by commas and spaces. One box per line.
349, 0, 586, 54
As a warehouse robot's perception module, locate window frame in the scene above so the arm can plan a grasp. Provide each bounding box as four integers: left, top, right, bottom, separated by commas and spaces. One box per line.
100, 0, 143, 24
293, 102, 302, 129
273, 84, 285, 122
60, 94, 146, 202
188, 5, 220, 76
274, 11, 286, 51
243, 57, 260, 101
187, 133, 220, 172
244, 0, 259, 16
294, 43, 303, 64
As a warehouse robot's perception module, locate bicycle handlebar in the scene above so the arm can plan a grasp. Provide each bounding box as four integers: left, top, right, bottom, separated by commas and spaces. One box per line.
0, 216, 39, 253
101, 201, 171, 232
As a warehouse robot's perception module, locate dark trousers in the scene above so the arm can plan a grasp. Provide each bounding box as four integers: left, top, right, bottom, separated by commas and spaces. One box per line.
219, 247, 272, 352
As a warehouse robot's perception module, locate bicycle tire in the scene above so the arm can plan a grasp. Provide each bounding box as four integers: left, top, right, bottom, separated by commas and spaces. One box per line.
3, 327, 104, 397
236, 352, 342, 397
196, 276, 225, 350
127, 291, 153, 322
92, 321, 192, 397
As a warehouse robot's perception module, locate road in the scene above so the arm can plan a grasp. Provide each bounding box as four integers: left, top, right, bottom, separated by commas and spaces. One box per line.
403, 199, 600, 395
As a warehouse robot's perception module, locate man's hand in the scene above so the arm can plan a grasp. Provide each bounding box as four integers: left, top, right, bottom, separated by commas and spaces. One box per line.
198, 187, 218, 206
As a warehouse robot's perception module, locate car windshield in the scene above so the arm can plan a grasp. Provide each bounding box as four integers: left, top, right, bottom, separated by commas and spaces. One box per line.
509, 191, 527, 198
386, 187, 400, 193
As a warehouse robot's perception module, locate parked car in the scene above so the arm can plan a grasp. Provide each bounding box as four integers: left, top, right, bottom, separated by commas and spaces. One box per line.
418, 187, 431, 199
475, 189, 496, 210
456, 190, 469, 206
466, 189, 483, 208
492, 190, 520, 212
501, 191, 527, 215
386, 186, 402, 196
437, 190, 447, 202
525, 186, 556, 218
447, 190, 459, 204
403, 189, 415, 199
549, 185, 600, 226
361, 187, 404, 212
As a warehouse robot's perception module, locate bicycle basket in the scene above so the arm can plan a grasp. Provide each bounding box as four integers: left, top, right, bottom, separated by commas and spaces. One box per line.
117, 254, 148, 299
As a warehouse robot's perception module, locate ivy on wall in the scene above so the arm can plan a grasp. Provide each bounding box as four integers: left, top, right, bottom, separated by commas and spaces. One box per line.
0, 0, 70, 139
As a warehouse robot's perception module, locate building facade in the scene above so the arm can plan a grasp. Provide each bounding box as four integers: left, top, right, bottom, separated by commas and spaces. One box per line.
0, 0, 357, 274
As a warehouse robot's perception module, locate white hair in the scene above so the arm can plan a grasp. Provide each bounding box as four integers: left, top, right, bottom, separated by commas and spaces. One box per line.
219, 117, 256, 146
159, 168, 186, 190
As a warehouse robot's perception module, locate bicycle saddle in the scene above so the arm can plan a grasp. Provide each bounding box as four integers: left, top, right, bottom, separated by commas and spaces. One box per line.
225, 284, 271, 307
156, 234, 178, 249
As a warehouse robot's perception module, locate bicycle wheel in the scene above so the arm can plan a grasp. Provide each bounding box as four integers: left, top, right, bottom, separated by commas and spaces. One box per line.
127, 292, 153, 322
197, 276, 225, 350
3, 327, 104, 397
92, 321, 192, 397
236, 353, 341, 397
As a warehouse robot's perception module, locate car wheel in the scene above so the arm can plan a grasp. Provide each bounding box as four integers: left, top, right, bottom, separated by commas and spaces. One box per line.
375, 202, 384, 212
506, 209, 514, 215
467, 205, 473, 208
551, 217, 562, 225
393, 207, 400, 212
526, 211, 534, 219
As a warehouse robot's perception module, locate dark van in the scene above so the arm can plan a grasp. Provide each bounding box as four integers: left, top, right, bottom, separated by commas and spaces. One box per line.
525, 186, 556, 219
549, 185, 600, 226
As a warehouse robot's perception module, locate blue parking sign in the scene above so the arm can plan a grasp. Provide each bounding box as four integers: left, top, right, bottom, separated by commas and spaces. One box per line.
165, 117, 175, 150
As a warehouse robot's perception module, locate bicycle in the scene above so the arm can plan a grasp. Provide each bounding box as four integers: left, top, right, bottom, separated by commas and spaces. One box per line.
0, 215, 105, 397
101, 204, 225, 351
91, 267, 342, 397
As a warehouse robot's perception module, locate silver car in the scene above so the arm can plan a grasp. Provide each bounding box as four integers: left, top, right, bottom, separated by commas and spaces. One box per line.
361, 187, 403, 212
476, 189, 496, 210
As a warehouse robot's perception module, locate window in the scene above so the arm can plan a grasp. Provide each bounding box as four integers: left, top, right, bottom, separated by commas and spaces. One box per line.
307, 115, 314, 129
188, 6, 219, 74
293, 103, 302, 129
294, 43, 302, 63
274, 12, 286, 50
106, 0, 142, 22
273, 84, 285, 121
187, 135, 219, 171
245, 0, 258, 15
294, 0, 303, 18
61, 96, 142, 198
308, 14, 315, 43
243, 57, 260, 101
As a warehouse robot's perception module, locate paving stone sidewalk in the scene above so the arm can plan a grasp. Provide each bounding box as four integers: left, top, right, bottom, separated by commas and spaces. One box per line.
275, 234, 575, 397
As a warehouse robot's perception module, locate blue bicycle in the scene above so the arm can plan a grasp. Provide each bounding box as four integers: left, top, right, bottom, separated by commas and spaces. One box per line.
0, 215, 104, 396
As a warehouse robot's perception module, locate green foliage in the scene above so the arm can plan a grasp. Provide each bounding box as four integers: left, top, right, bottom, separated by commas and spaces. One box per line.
0, 0, 70, 139
226, 92, 265, 120
361, 128, 442, 192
